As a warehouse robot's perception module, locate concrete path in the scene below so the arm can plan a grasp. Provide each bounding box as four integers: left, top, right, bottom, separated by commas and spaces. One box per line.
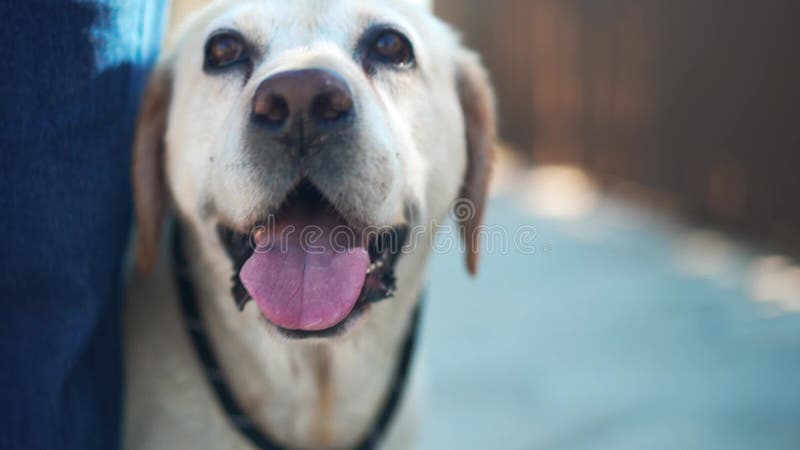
418, 164, 800, 450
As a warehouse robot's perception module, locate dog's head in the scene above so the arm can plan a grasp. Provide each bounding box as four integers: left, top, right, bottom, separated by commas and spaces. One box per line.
133, 0, 495, 339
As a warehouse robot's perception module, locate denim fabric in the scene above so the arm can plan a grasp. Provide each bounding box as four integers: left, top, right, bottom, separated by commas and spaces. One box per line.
0, 1, 166, 449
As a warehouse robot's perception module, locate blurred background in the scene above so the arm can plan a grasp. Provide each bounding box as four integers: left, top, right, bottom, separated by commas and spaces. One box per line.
170, 1, 800, 449
437, 0, 800, 252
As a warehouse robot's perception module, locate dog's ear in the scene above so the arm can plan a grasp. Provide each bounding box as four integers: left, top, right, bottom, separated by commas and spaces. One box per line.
456, 50, 497, 276
132, 67, 171, 273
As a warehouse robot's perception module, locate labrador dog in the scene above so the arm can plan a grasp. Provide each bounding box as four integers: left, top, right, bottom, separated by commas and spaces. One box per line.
124, 1, 495, 449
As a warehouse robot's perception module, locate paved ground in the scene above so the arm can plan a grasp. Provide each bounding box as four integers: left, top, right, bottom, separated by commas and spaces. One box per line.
417, 164, 800, 450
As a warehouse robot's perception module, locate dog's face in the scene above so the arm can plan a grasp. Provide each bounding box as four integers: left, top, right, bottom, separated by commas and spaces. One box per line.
133, 0, 495, 339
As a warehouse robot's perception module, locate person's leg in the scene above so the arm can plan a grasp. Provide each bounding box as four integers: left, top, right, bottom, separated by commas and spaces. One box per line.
0, 1, 167, 449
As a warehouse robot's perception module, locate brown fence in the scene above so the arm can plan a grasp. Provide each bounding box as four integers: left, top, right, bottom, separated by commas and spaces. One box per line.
437, 0, 800, 251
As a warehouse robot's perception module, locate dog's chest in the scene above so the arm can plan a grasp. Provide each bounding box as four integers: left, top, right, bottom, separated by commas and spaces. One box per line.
123, 263, 418, 450
124, 266, 255, 450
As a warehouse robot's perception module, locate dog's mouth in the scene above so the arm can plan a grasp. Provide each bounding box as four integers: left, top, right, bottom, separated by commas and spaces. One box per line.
218, 180, 408, 339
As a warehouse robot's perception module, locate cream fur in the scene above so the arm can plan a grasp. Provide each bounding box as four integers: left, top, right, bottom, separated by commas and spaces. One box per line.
125, 1, 491, 449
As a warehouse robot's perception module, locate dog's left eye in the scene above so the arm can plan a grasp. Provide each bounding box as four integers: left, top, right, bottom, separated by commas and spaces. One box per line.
204, 31, 248, 70
365, 29, 415, 69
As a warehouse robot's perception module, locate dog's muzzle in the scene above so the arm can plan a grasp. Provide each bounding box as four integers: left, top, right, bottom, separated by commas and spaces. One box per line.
218, 180, 408, 339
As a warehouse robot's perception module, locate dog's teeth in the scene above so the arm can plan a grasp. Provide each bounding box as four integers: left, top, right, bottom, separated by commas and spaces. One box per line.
366, 260, 385, 275
252, 227, 268, 247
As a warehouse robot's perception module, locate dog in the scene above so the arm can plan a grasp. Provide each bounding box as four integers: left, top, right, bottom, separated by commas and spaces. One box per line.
124, 1, 495, 449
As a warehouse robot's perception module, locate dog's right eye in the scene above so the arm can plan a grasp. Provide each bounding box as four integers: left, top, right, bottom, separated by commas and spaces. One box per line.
204, 31, 248, 70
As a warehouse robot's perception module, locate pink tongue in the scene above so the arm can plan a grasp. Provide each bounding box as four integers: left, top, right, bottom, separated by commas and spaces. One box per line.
240, 231, 369, 331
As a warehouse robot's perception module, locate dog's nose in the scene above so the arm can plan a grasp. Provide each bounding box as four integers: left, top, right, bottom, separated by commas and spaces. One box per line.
252, 69, 354, 132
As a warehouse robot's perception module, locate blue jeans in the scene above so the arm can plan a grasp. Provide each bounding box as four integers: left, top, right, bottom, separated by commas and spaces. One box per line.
0, 1, 166, 449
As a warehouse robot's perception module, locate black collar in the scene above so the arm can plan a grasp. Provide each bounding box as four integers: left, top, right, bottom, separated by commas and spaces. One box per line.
172, 225, 423, 450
